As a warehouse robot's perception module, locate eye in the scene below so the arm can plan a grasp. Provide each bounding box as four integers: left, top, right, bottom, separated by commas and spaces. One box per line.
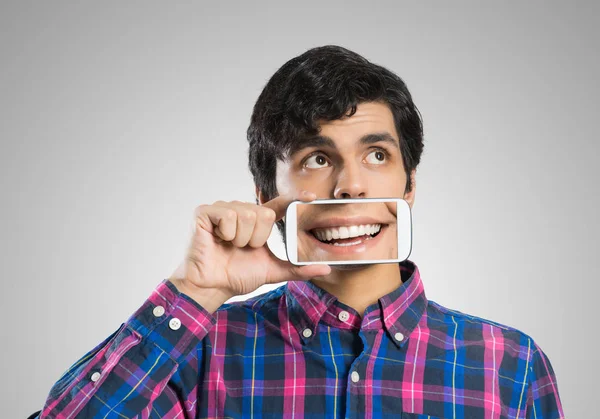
304, 153, 331, 169
364, 149, 388, 164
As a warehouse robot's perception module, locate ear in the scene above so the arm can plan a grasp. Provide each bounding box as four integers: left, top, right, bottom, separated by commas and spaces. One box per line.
403, 169, 416, 208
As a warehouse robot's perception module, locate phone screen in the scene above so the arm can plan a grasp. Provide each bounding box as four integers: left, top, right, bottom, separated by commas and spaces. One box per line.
287, 199, 411, 265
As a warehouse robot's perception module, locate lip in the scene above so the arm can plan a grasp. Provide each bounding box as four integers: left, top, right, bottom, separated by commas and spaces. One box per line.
306, 224, 389, 256
304, 215, 389, 231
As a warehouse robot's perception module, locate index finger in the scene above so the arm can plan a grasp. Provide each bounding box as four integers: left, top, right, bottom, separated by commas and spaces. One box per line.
261, 190, 317, 221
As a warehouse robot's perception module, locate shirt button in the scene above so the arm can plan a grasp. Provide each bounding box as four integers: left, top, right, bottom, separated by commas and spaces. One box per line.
338, 310, 350, 322
350, 371, 360, 383
169, 318, 181, 330
394, 332, 405, 342
302, 328, 313, 338
153, 305, 165, 317
90, 371, 101, 382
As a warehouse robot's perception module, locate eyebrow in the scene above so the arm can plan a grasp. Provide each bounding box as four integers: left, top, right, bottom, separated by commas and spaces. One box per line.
287, 132, 400, 157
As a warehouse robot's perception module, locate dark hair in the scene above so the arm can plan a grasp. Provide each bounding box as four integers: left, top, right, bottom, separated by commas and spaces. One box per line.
247, 45, 424, 235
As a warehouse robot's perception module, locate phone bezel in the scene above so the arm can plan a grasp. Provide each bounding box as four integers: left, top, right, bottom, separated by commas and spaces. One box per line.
285, 197, 412, 266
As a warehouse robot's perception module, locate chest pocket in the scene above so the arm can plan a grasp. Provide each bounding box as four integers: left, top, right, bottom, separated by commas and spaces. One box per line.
401, 414, 446, 419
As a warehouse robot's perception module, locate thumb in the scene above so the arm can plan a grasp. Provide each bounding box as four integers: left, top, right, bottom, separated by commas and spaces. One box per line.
266, 257, 331, 284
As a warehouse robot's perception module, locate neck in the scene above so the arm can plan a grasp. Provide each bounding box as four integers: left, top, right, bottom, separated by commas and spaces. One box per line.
311, 262, 402, 317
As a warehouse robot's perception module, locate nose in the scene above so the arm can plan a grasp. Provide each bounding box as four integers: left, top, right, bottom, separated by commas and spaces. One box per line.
333, 164, 367, 199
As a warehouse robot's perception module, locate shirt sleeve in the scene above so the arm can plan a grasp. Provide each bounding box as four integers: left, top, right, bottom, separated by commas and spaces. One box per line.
38, 279, 217, 418
525, 340, 565, 419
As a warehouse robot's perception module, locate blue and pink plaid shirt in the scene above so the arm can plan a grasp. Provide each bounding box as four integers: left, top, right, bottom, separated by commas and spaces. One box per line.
37, 260, 564, 418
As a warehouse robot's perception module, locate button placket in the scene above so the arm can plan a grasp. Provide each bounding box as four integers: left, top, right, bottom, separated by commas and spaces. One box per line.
338, 310, 350, 322
153, 305, 165, 317
169, 317, 181, 330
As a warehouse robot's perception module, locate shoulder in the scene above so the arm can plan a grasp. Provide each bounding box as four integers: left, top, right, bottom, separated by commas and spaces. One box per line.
426, 299, 539, 359
425, 301, 564, 414
214, 284, 288, 323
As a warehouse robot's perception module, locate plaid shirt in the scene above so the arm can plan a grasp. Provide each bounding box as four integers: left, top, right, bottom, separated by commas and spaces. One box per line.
38, 260, 564, 418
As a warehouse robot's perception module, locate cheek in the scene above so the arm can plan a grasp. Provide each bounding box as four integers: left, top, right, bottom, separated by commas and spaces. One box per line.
369, 168, 406, 194
276, 160, 329, 194
275, 162, 295, 195
277, 174, 306, 197
281, 169, 333, 195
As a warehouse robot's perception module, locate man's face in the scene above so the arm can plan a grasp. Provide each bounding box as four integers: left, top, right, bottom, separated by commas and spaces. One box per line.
271, 101, 416, 264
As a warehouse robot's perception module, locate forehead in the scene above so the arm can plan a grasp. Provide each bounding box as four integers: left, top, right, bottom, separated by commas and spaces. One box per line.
317, 101, 398, 143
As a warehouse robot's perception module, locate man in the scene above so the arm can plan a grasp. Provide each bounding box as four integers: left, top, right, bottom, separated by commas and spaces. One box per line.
35, 45, 564, 418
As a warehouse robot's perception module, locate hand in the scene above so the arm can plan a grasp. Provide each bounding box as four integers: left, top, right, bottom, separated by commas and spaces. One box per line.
168, 191, 331, 312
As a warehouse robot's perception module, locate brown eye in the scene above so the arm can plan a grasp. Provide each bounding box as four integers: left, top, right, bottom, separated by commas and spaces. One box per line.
365, 150, 387, 164
305, 154, 331, 168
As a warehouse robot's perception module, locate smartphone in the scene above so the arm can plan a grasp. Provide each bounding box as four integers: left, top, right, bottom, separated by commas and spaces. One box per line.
285, 197, 412, 265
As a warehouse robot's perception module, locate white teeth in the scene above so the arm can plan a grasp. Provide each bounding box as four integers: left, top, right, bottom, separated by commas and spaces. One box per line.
339, 226, 349, 239
312, 224, 382, 243
333, 239, 362, 246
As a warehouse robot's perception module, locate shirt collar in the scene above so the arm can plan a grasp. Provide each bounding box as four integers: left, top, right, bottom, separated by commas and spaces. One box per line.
284, 259, 427, 349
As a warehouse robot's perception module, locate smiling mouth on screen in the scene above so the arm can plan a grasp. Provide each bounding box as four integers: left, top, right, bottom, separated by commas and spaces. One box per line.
306, 223, 389, 255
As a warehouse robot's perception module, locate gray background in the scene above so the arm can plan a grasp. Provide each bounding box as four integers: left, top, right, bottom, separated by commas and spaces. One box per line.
1, 1, 597, 417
